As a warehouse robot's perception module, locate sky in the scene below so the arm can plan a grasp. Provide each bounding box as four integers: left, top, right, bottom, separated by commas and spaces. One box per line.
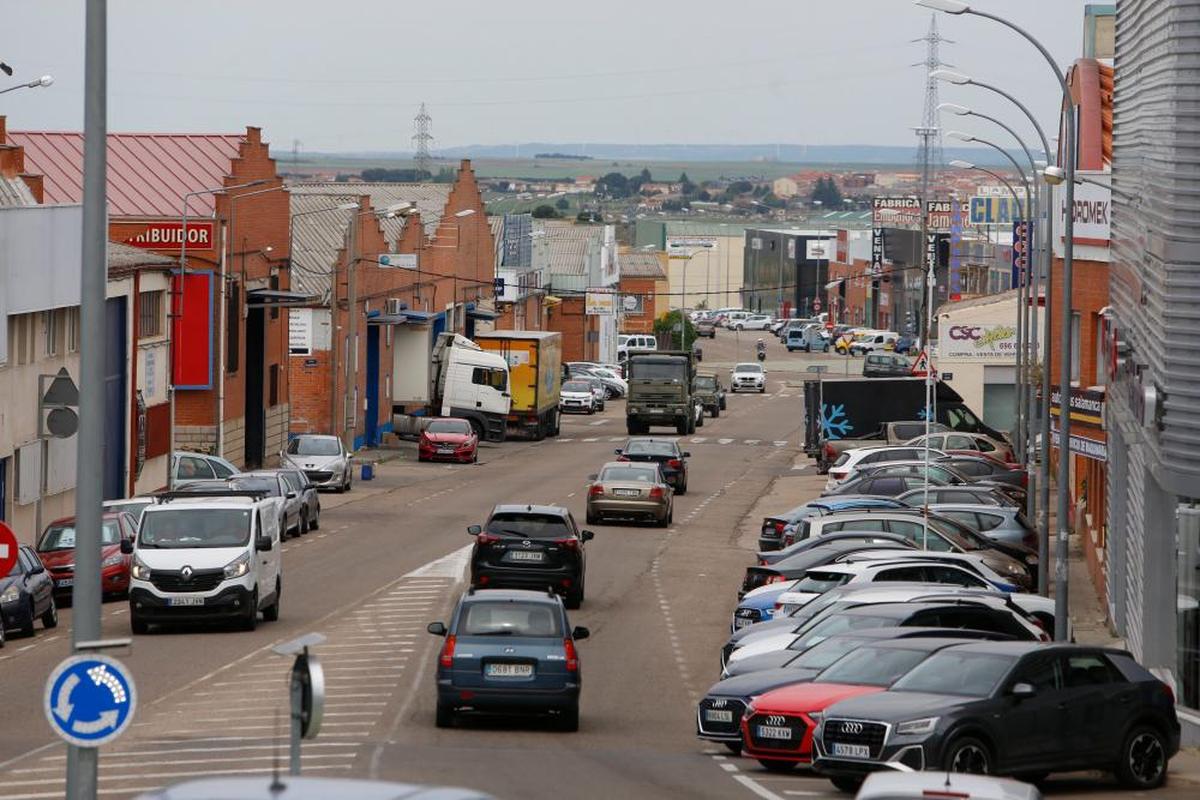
1, 0, 1092, 154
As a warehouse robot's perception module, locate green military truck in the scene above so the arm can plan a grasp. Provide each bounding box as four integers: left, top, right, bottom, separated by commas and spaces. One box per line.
625, 350, 699, 435
692, 370, 727, 419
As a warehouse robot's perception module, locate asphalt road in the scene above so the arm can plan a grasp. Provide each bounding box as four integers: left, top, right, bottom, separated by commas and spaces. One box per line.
0, 332, 1192, 799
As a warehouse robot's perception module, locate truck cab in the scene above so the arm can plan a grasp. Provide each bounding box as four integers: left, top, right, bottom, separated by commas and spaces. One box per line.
432, 334, 512, 442
625, 351, 698, 435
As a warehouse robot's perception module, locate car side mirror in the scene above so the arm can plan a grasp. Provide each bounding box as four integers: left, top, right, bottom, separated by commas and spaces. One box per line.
581, 530, 595, 542
572, 626, 590, 641
1010, 682, 1036, 699
120, 539, 134, 555
682, 451, 691, 458
255, 534, 273, 552
286, 491, 297, 500
613, 448, 622, 455
30, 561, 46, 574
467, 524, 482, 536
427, 621, 448, 637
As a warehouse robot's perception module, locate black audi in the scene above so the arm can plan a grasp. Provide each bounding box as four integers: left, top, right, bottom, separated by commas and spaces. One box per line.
813, 641, 1180, 793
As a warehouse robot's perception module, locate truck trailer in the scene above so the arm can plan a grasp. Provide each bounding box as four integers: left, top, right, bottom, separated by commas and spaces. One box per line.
474, 331, 563, 440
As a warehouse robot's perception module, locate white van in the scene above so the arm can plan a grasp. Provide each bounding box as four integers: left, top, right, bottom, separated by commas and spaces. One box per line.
126, 490, 283, 633
617, 334, 658, 361
850, 330, 900, 356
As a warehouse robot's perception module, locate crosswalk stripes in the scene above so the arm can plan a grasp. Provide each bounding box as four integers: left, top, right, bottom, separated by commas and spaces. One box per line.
549, 434, 793, 449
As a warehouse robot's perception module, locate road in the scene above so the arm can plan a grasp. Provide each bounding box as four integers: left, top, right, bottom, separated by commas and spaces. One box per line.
0, 332, 1191, 799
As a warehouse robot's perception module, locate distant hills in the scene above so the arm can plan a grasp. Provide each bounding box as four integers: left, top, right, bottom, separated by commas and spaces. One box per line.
308, 142, 1031, 168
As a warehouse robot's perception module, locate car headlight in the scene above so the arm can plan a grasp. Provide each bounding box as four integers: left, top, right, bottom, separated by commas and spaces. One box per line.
895, 717, 939, 735
223, 552, 251, 580
1025, 554, 1039, 565
131, 557, 152, 581
0, 584, 20, 604
102, 554, 124, 568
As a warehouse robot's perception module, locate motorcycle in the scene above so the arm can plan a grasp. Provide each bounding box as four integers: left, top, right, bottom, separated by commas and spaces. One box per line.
755, 339, 767, 362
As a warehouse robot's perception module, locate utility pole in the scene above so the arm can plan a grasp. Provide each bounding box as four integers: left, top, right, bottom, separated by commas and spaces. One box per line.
67, 1, 107, 798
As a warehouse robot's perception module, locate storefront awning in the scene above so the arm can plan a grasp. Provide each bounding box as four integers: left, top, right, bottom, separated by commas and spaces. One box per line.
366, 314, 408, 326
400, 310, 440, 324
247, 288, 318, 307
466, 307, 500, 321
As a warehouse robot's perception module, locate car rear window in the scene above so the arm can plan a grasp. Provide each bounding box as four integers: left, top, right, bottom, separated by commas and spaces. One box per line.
793, 571, 854, 594
486, 513, 572, 539
599, 466, 659, 483
460, 601, 562, 637
624, 440, 676, 456
891, 650, 1016, 697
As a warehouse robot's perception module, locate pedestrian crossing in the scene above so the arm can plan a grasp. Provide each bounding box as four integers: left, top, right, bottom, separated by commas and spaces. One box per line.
551, 435, 790, 449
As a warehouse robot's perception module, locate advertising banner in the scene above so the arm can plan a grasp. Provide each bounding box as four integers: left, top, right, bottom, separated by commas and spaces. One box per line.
378, 253, 418, 270
836, 229, 848, 263
925, 200, 967, 232
870, 228, 884, 277
872, 197, 923, 229
949, 198, 963, 301
117, 221, 215, 252
805, 238, 835, 261
620, 293, 646, 316
969, 196, 1028, 225
1056, 175, 1112, 247
585, 290, 615, 315
1011, 221, 1030, 288
937, 322, 1018, 360
171, 271, 214, 389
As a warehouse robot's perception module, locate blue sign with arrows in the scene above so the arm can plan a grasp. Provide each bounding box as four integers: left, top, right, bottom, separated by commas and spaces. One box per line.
44, 654, 137, 747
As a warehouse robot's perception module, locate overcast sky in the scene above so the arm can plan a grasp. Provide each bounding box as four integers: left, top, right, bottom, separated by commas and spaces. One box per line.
2, 1, 1090, 154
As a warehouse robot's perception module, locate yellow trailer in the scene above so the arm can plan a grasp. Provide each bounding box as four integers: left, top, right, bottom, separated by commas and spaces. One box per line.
474, 331, 562, 440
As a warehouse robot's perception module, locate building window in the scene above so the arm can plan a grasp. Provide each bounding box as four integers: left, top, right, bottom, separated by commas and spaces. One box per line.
12, 314, 35, 366
226, 282, 241, 373
42, 310, 63, 356
269, 364, 279, 406
66, 308, 80, 353
139, 290, 164, 339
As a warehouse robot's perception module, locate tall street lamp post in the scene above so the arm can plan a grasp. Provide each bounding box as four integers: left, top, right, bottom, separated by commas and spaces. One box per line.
0, 73, 53, 95
919, 0, 1080, 640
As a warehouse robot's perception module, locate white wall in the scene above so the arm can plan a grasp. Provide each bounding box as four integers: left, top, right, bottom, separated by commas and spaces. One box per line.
936, 294, 1019, 427
666, 236, 744, 311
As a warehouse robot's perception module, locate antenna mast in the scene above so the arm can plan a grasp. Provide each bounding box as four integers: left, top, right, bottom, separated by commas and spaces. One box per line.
413, 102, 434, 178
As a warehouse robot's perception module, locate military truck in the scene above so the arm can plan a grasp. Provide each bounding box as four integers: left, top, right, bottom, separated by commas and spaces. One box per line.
625, 350, 699, 435
692, 370, 727, 419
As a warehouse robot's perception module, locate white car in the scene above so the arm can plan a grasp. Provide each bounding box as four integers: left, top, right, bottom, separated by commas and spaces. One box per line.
559, 379, 598, 414
280, 434, 353, 493
731, 314, 773, 331
849, 331, 900, 355
730, 363, 766, 393
856, 772, 1041, 800
172, 451, 238, 483
825, 445, 949, 491
103, 496, 156, 524
575, 365, 628, 398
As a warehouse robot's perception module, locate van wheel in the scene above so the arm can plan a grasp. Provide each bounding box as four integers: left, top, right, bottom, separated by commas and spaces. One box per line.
241, 591, 259, 632
262, 579, 281, 622
130, 612, 149, 635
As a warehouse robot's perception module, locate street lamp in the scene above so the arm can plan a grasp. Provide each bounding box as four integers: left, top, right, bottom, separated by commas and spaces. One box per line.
0, 74, 53, 95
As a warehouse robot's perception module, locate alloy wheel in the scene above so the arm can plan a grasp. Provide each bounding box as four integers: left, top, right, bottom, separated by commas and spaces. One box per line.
1128, 731, 1165, 785
949, 743, 989, 774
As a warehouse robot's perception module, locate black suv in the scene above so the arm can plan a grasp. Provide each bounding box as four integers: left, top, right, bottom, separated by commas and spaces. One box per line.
469, 505, 593, 608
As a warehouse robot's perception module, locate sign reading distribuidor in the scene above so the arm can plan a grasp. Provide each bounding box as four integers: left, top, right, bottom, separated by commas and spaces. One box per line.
119, 221, 215, 251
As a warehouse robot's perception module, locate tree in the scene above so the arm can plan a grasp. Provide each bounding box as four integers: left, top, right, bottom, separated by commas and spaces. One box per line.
697, 189, 712, 202
679, 172, 696, 196
811, 176, 843, 207
654, 309, 697, 350
532, 204, 561, 219
629, 167, 652, 194
596, 171, 631, 199
555, 197, 570, 210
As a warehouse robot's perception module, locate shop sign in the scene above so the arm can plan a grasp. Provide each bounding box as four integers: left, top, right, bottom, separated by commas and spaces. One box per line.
585, 290, 615, 316
1011, 221, 1030, 288
938, 323, 1018, 359
806, 238, 834, 261
1056, 174, 1112, 246
969, 196, 1028, 225
135, 390, 147, 479
872, 197, 922, 228
949, 198, 963, 301
870, 228, 884, 277
925, 200, 967, 232
620, 293, 645, 316
1050, 423, 1107, 462
122, 221, 214, 251
836, 229, 848, 263
289, 308, 313, 355
1050, 386, 1105, 426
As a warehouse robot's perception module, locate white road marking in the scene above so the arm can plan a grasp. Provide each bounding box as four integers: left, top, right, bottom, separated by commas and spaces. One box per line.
582, 437, 600, 442
773, 441, 788, 447
588, 418, 610, 426
691, 437, 708, 443
718, 438, 734, 444
744, 439, 760, 445
402, 544, 472, 579
732, 773, 788, 800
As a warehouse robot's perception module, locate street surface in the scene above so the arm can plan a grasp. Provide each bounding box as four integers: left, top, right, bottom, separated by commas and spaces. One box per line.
0, 332, 1192, 799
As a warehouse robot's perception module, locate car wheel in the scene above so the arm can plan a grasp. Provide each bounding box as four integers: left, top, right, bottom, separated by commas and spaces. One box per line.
565, 586, 583, 610
757, 759, 795, 773
944, 735, 992, 774
343, 472, 352, 492
42, 597, 58, 629
722, 741, 742, 756
472, 450, 479, 464
0, 623, 5, 647
759, 386, 765, 394
279, 516, 289, 540
19, 599, 37, 637
1116, 725, 1168, 789
130, 612, 149, 636
830, 776, 863, 794
435, 700, 456, 729
241, 590, 259, 632
586, 511, 598, 525
587, 405, 595, 415
557, 702, 580, 732
697, 412, 704, 428
719, 398, 726, 410
262, 579, 281, 622
712, 406, 720, 418
676, 480, 687, 496
309, 509, 320, 531
299, 515, 309, 536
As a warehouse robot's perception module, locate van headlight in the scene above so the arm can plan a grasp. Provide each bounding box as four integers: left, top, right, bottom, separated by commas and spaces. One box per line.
223, 552, 251, 580
895, 717, 939, 735
0, 584, 20, 604
131, 557, 152, 581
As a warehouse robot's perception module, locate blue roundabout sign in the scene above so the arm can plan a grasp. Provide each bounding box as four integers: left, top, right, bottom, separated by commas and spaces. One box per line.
44, 654, 137, 747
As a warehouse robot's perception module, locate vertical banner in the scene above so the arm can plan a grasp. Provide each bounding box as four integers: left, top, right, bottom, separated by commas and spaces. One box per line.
870, 227, 884, 277
949, 199, 963, 301
1011, 221, 1030, 289
171, 271, 214, 389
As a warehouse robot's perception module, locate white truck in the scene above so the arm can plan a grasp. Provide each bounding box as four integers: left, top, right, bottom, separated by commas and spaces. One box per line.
392, 329, 512, 442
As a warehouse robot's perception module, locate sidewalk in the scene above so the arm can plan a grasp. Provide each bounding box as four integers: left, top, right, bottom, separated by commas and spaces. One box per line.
737, 456, 1200, 784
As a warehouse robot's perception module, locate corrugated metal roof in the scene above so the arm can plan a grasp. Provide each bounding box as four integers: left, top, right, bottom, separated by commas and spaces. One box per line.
288, 182, 449, 244
107, 241, 176, 272
619, 251, 666, 279
288, 193, 356, 299
7, 131, 246, 216
0, 175, 36, 207
542, 222, 601, 277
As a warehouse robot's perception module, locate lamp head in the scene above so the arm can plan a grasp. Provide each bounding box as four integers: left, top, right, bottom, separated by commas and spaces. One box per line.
930, 69, 971, 85
336, 202, 358, 211
1042, 166, 1066, 185
949, 159, 976, 170
454, 209, 477, 218
946, 130, 975, 143
35, 75, 53, 88
938, 102, 971, 117
915, 0, 970, 13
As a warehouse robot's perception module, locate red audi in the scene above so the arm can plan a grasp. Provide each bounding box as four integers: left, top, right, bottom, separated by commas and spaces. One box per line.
418, 417, 479, 464
36, 512, 138, 602
740, 638, 970, 772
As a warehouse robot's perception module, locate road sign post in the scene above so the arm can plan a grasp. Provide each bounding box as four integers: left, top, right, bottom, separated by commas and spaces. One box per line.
274, 634, 326, 776
45, 654, 136, 748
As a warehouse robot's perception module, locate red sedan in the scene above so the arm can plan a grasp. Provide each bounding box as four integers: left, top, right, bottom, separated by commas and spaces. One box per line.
36, 512, 138, 602
418, 418, 479, 463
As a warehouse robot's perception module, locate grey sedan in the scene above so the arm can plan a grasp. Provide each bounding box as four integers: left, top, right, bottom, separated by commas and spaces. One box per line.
925, 504, 1037, 550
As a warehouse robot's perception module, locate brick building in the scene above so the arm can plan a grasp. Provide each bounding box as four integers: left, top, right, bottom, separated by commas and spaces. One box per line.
7, 123, 292, 469
617, 250, 667, 334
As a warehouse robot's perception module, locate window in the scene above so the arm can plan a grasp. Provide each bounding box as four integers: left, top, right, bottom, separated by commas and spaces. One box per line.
176, 456, 216, 480
827, 519, 886, 533
43, 309, 65, 356
66, 308, 80, 353
269, 274, 280, 320
11, 314, 34, 365
269, 364, 279, 406
975, 513, 1003, 531
139, 291, 164, 338
927, 565, 988, 587
875, 565, 929, 583
947, 434, 975, 450
1070, 312, 1081, 383
471, 367, 506, 390
1010, 655, 1062, 692
226, 282, 241, 373
1063, 654, 1123, 687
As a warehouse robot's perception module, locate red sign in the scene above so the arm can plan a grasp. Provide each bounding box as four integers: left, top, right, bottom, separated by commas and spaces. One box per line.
171, 271, 214, 389
122, 221, 215, 251
825, 321, 834, 331
0, 522, 18, 577
812, 298, 822, 312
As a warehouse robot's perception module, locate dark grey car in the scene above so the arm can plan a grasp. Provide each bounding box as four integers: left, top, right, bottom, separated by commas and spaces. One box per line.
277, 469, 320, 534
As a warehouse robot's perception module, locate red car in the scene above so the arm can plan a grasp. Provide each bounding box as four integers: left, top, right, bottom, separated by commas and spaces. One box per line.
36, 512, 138, 601
418, 417, 479, 463
740, 638, 972, 772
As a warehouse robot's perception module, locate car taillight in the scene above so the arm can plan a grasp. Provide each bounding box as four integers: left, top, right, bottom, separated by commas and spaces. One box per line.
831, 470, 846, 480
564, 638, 579, 672
476, 533, 497, 546
668, 459, 682, 469
439, 634, 456, 668
616, 456, 630, 462
588, 485, 604, 497
774, 521, 785, 534
649, 487, 664, 499
556, 538, 579, 550
824, 443, 836, 460
1162, 682, 1176, 704
765, 574, 786, 584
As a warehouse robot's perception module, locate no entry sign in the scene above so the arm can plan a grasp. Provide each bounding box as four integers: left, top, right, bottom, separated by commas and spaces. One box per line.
0, 521, 19, 576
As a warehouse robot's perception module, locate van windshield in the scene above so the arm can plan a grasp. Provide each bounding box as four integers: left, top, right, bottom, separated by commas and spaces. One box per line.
139, 509, 253, 549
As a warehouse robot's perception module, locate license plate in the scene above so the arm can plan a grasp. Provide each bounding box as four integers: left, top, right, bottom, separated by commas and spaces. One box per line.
509, 551, 544, 562
438, 447, 454, 454
705, 709, 734, 723
168, 596, 205, 607
486, 663, 533, 677
832, 743, 871, 758
56, 578, 73, 588
757, 725, 792, 741
733, 617, 752, 629
614, 488, 640, 497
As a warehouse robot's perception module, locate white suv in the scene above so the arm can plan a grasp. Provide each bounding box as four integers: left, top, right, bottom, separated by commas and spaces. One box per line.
730, 363, 766, 393
732, 314, 773, 331
825, 445, 949, 491
127, 491, 283, 633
